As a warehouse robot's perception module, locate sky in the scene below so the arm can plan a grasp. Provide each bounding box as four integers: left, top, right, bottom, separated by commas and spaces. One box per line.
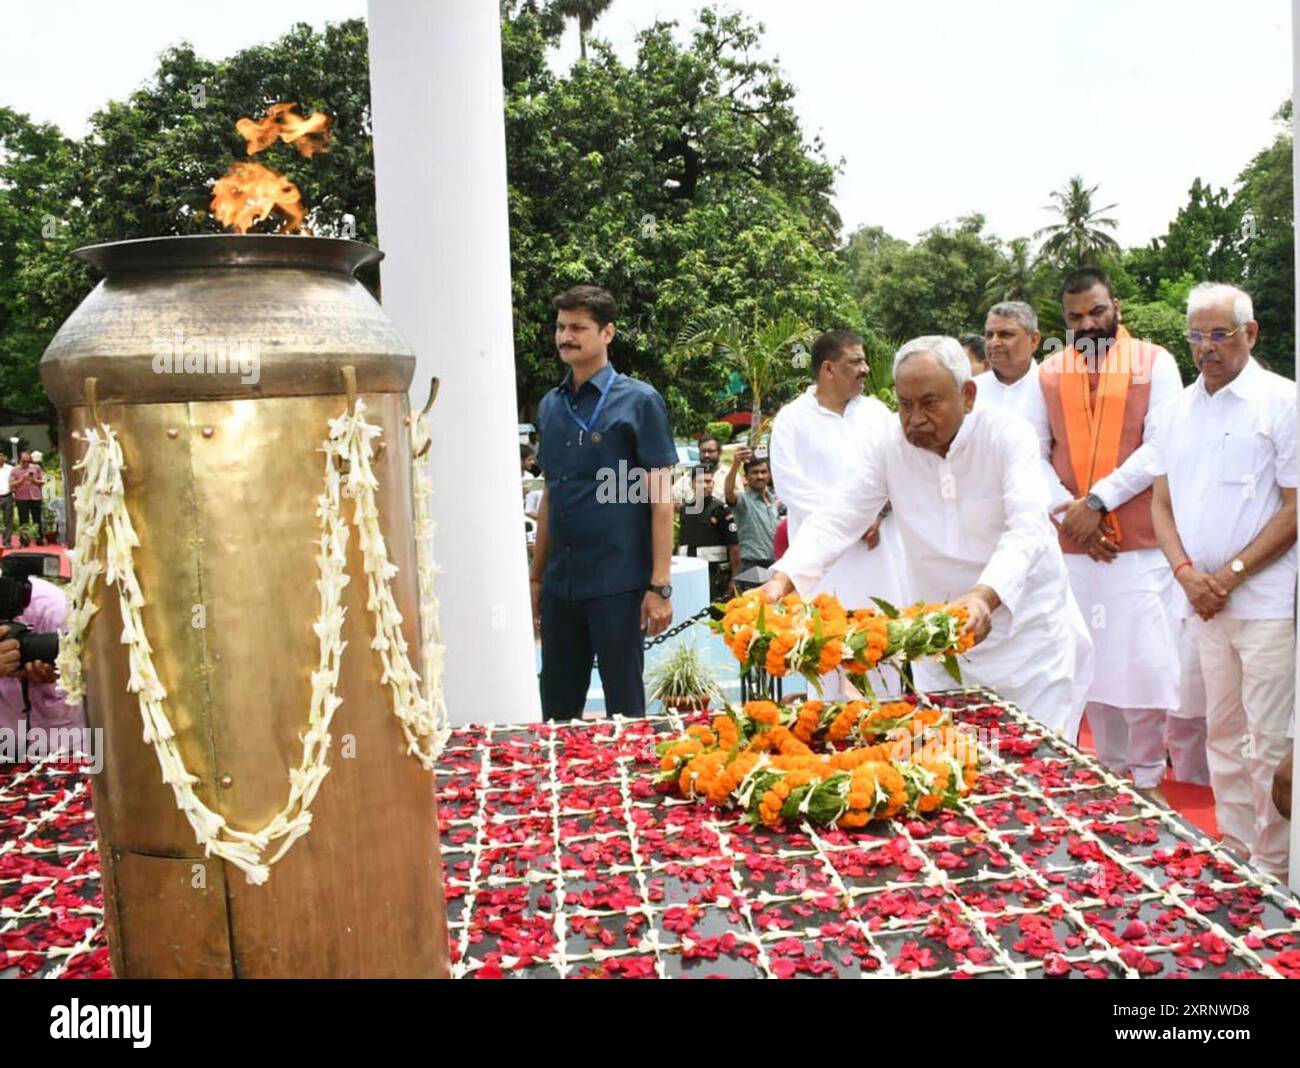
1, 0, 1292, 248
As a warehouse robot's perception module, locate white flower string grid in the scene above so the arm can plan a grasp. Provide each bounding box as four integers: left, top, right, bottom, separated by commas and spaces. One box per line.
437, 690, 1300, 979
55, 392, 447, 884
0, 761, 103, 978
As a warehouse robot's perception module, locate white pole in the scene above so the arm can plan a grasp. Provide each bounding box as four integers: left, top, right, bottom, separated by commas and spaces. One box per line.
1289, 0, 1299, 893
367, 0, 540, 724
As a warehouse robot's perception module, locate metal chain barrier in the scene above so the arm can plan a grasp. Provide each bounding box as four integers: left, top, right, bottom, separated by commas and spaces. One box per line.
642, 605, 713, 649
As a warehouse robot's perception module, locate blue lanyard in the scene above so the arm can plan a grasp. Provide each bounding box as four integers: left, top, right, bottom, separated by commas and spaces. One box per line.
565, 371, 618, 444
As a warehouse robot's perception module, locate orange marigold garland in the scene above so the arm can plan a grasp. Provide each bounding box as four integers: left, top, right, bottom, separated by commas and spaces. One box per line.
657, 699, 980, 831
710, 591, 973, 696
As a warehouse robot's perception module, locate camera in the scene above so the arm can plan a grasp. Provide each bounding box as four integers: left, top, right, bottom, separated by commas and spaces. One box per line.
0, 552, 61, 666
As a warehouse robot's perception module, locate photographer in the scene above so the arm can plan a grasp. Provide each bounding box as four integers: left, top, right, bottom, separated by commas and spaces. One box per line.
0, 627, 18, 677
0, 557, 79, 750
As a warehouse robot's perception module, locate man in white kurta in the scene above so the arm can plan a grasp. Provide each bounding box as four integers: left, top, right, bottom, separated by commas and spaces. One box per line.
768, 337, 1092, 737
1041, 271, 1186, 794
1151, 283, 1296, 878
973, 301, 1049, 451
770, 331, 909, 610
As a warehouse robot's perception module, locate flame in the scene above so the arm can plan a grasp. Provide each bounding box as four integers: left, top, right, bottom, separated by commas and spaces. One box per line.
277, 108, 332, 158
210, 161, 305, 234
212, 102, 330, 233
235, 102, 332, 158
234, 114, 282, 156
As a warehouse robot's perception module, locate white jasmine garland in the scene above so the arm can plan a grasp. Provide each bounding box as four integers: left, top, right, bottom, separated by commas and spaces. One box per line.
55, 399, 448, 884
409, 408, 452, 760
58, 424, 351, 884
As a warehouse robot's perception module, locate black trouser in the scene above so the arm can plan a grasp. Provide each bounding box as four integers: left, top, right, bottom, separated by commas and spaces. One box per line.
540, 588, 646, 720
740, 557, 774, 573
15, 499, 40, 528
0, 495, 12, 541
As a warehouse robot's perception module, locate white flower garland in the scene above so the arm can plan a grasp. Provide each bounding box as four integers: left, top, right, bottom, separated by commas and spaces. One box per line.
55, 397, 448, 884
409, 409, 452, 760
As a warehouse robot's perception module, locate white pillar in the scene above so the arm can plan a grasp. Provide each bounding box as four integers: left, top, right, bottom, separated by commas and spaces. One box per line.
368, 0, 539, 724
1290, 0, 1300, 892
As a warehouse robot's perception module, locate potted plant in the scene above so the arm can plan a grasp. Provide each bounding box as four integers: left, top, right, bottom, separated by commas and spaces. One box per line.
41, 502, 59, 545
646, 638, 723, 713
15, 520, 39, 548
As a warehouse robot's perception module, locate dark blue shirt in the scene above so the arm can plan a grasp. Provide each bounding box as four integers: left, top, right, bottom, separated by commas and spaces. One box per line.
537, 363, 677, 600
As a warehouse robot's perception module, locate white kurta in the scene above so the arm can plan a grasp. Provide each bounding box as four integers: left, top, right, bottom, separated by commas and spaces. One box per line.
776, 406, 1093, 736
1053, 348, 1185, 710
974, 363, 1049, 446
770, 387, 909, 609
1151, 356, 1298, 621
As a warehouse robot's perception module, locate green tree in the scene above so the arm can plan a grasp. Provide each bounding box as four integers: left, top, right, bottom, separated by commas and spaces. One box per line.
671, 308, 814, 431
864, 214, 1007, 340
1117, 300, 1197, 383
1124, 178, 1243, 305
502, 4, 860, 427
1035, 175, 1120, 267
1235, 100, 1293, 373
552, 0, 614, 61
982, 237, 1043, 306
0, 109, 82, 415
0, 20, 376, 415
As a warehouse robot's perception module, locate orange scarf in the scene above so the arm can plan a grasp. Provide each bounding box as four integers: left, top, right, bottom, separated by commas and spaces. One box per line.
1060, 324, 1133, 544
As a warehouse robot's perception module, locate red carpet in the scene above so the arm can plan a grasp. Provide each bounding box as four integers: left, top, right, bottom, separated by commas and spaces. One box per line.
1077, 720, 1219, 838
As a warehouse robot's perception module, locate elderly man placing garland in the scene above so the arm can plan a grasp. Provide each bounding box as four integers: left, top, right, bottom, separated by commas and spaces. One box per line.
761, 336, 1093, 737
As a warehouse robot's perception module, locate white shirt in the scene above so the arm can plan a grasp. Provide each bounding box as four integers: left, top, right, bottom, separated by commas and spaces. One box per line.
974, 363, 1071, 512
1152, 357, 1297, 620
974, 363, 1049, 448
770, 387, 908, 607
777, 406, 1090, 729
0, 463, 11, 495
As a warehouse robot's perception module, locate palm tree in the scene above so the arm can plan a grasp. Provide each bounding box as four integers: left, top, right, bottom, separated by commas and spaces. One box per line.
554, 0, 614, 61
1034, 176, 1121, 267
673, 309, 815, 437
982, 237, 1040, 306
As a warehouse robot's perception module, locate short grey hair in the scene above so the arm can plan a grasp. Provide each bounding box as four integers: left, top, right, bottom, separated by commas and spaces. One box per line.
986, 301, 1039, 334
893, 335, 971, 387
1187, 282, 1254, 327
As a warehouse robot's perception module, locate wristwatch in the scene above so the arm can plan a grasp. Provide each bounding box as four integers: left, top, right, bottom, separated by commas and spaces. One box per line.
649, 583, 673, 599
1085, 492, 1108, 515
1230, 558, 1247, 577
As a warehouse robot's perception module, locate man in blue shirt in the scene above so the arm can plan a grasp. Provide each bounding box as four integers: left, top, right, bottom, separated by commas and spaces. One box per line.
529, 285, 678, 720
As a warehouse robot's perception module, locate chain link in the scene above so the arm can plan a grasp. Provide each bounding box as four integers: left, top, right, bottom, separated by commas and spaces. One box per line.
642, 605, 713, 649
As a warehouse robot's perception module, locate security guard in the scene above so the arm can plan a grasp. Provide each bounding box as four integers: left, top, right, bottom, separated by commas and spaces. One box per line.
678, 467, 740, 602
529, 285, 678, 720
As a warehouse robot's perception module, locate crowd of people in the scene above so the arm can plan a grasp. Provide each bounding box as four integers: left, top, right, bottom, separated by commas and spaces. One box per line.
0, 449, 62, 548
525, 274, 1296, 880
0, 445, 76, 757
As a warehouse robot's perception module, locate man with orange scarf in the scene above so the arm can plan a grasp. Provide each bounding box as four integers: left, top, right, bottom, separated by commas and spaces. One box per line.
1039, 268, 1184, 798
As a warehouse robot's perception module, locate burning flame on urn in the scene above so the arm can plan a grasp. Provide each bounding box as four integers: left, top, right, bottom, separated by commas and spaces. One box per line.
210, 102, 332, 234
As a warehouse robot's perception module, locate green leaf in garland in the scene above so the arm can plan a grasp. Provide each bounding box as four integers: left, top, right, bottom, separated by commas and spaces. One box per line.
870, 596, 900, 618
942, 652, 963, 685
780, 785, 811, 821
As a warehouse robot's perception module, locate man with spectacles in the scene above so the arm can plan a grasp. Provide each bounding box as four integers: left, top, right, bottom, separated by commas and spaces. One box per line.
1038, 268, 1185, 793
1150, 282, 1296, 879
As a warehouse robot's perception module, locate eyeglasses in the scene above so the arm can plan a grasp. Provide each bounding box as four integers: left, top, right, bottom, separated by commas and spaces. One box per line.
1185, 327, 1243, 345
